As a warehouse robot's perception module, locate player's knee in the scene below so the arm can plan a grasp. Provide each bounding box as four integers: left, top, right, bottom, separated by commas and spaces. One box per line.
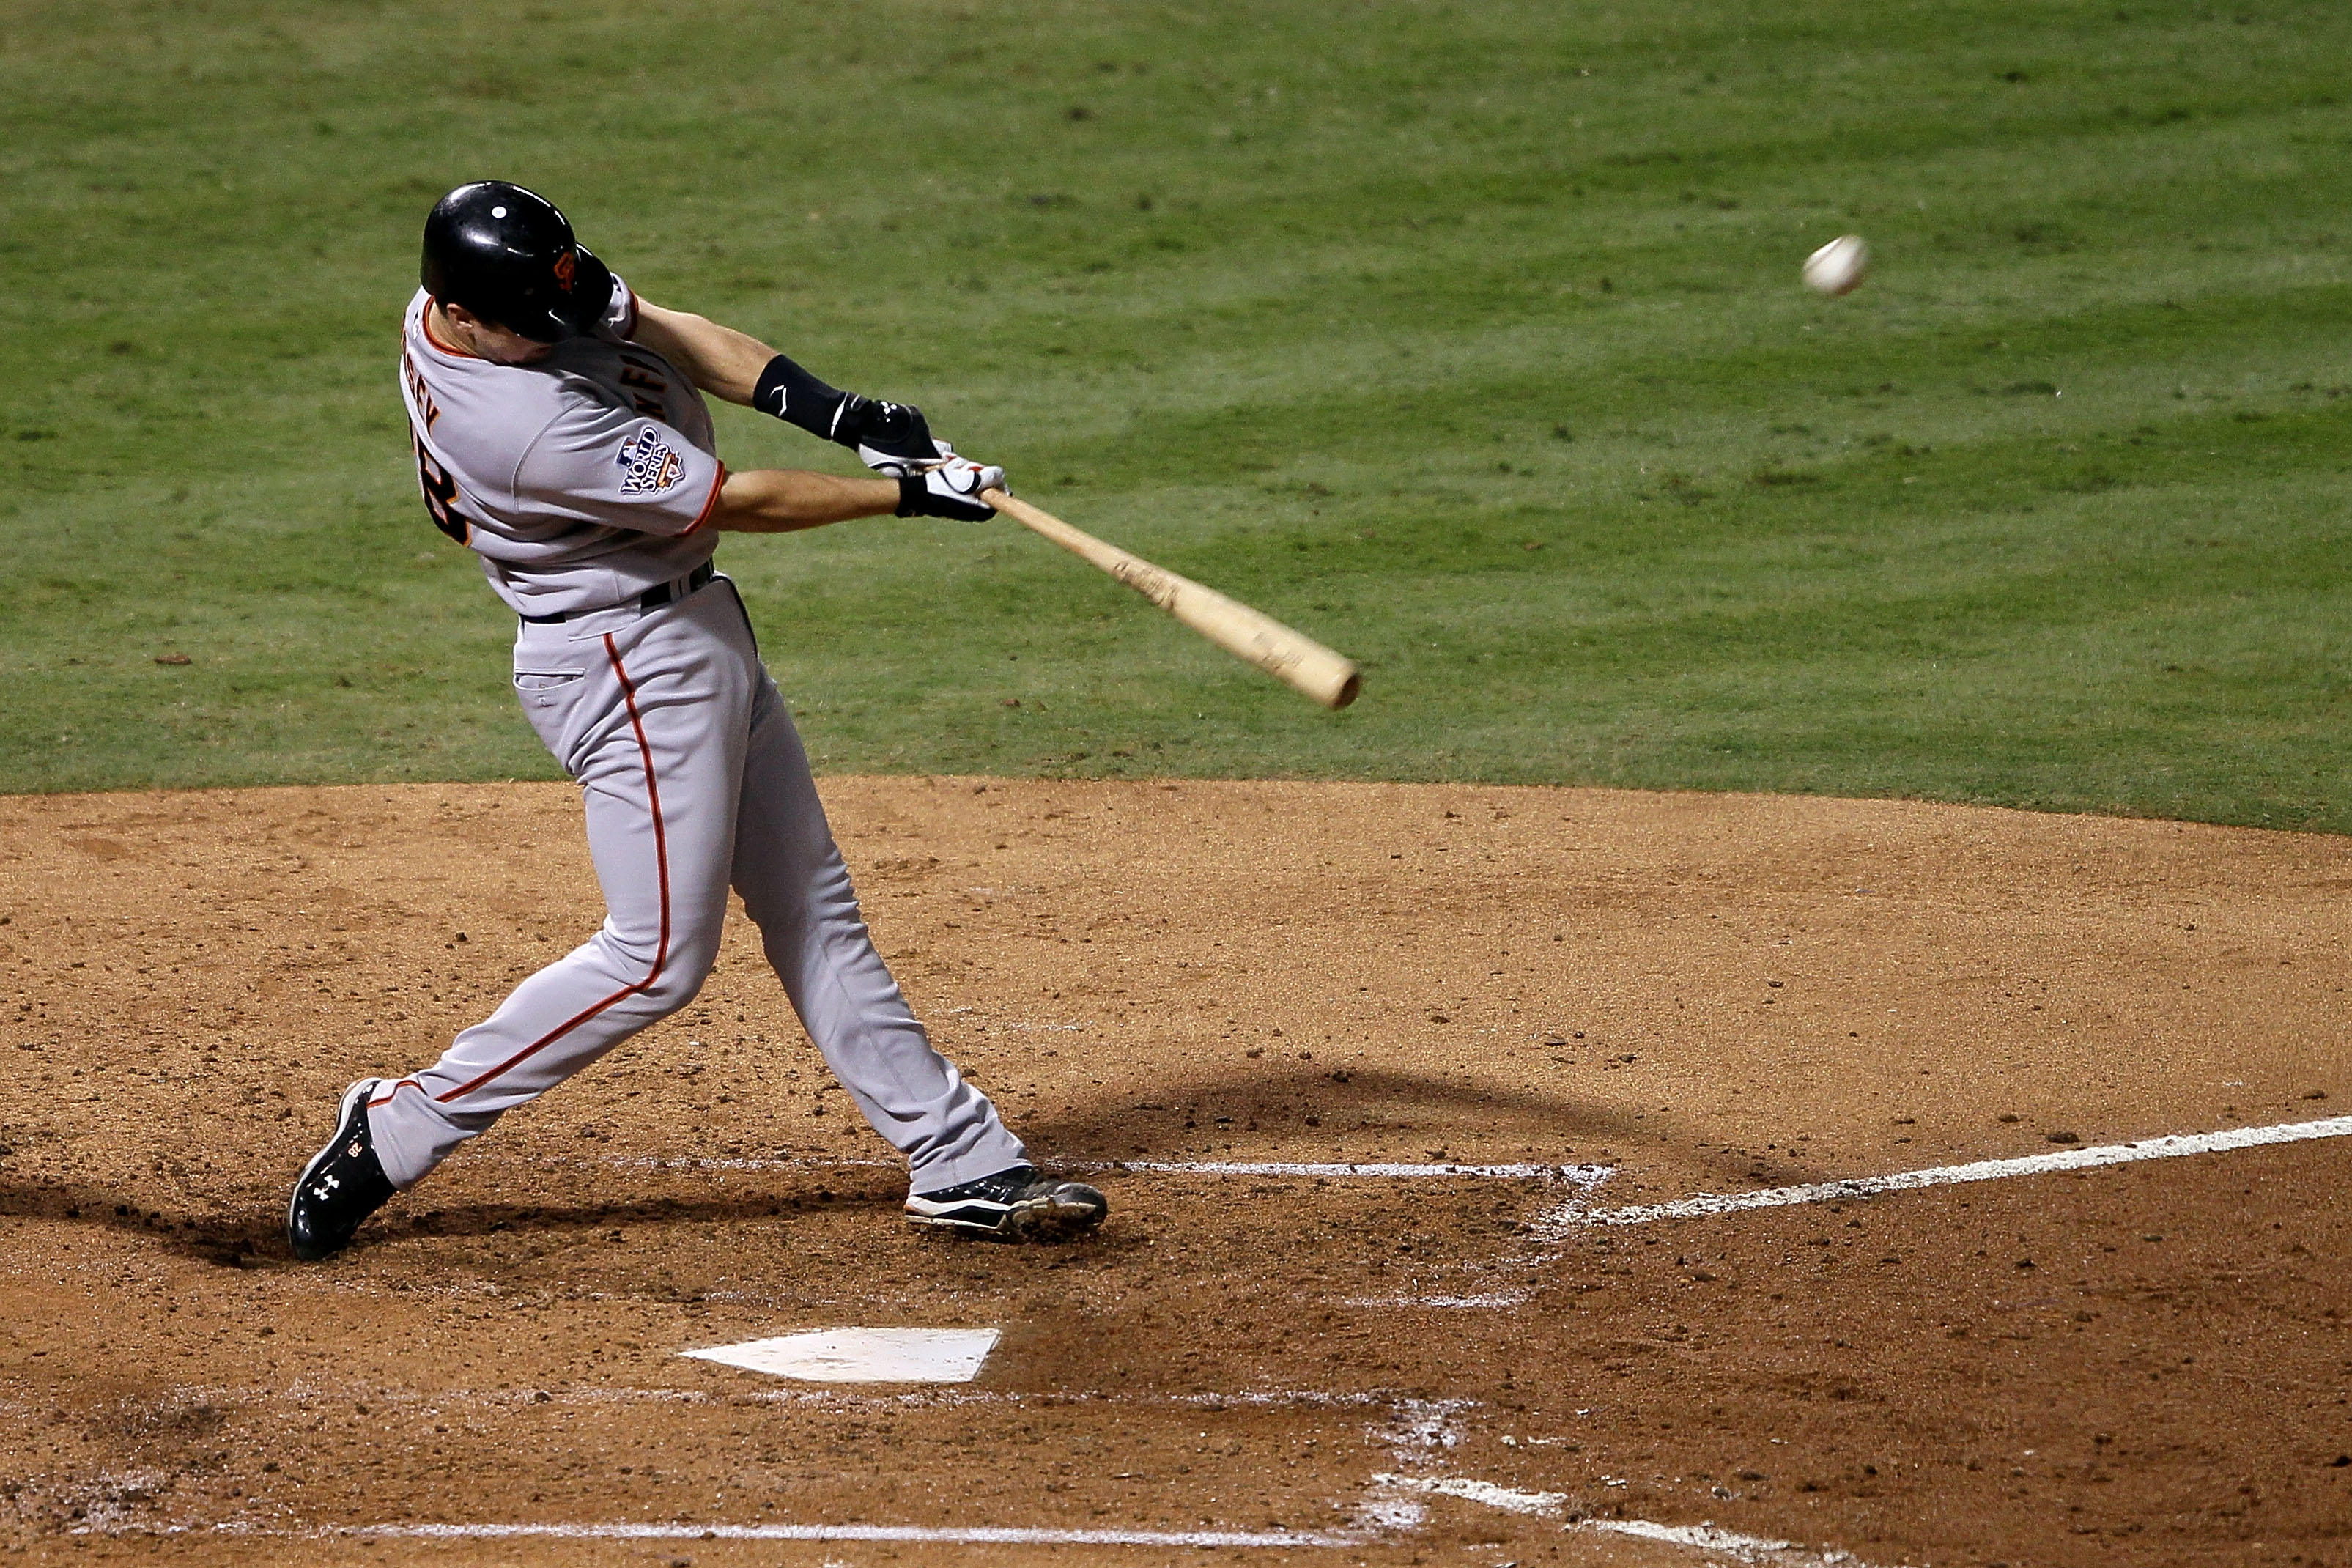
592, 926, 717, 1018
638, 977, 705, 1019
637, 940, 719, 1016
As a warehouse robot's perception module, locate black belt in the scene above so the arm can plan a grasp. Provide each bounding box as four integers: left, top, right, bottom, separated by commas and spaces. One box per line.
519, 561, 714, 624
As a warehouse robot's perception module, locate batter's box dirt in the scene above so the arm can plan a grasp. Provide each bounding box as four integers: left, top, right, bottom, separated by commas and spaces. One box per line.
0, 779, 2345, 1565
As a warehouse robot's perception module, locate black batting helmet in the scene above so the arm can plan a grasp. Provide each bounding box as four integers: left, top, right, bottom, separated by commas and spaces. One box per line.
421, 180, 613, 344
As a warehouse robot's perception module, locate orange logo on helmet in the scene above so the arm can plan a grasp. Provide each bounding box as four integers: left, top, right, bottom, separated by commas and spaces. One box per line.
553, 251, 577, 292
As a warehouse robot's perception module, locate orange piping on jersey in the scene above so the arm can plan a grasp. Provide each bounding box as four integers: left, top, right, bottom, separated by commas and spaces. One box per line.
419, 299, 481, 360
684, 463, 728, 534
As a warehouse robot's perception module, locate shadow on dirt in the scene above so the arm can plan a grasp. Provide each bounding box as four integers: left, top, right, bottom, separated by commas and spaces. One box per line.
0, 1063, 1832, 1262
0, 1178, 286, 1267
0, 1176, 909, 1268
1010, 1062, 1827, 1191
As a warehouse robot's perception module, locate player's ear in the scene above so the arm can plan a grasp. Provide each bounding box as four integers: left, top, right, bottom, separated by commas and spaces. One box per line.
443, 300, 506, 339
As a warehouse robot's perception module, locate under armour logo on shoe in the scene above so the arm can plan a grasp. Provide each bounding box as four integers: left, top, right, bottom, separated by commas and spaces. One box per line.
311, 1174, 341, 1199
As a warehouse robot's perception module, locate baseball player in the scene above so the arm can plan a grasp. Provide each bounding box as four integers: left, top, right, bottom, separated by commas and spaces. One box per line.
286, 180, 1106, 1260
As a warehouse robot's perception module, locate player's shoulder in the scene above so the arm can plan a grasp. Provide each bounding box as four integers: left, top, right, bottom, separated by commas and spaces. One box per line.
402, 293, 677, 394
408, 308, 619, 430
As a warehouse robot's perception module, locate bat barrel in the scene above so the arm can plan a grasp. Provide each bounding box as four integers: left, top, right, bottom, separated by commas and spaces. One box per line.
984, 488, 1361, 710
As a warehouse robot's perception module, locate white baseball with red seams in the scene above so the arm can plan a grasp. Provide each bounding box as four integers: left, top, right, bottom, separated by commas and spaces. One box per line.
367, 286, 1025, 1193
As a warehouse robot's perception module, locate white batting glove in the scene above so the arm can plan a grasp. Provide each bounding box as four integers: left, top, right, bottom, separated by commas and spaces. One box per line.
860, 432, 956, 481
895, 454, 1005, 521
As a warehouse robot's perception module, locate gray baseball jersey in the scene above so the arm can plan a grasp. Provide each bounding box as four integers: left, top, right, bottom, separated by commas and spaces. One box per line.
364, 286, 1027, 1201
399, 285, 724, 618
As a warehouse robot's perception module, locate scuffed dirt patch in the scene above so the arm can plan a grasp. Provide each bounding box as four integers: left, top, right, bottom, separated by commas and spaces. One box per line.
0, 779, 2345, 1565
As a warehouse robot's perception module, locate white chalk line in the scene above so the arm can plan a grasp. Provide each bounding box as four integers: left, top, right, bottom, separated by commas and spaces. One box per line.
1076, 1159, 1610, 1182
354, 1521, 1364, 1549
599, 1154, 898, 1174
133, 1382, 1432, 1419
1370, 1474, 1881, 1567
1542, 1113, 2352, 1231
1342, 1292, 1531, 1310
329, 1407, 1466, 1554
593, 1153, 1608, 1183
1373, 1474, 1564, 1517
589, 1112, 2352, 1220
1582, 1518, 1874, 1568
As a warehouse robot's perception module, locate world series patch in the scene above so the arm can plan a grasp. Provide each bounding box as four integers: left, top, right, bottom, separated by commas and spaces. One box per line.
616, 425, 686, 495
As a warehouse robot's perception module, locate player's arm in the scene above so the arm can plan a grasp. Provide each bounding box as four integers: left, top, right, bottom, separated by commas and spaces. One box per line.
627, 299, 944, 478
706, 469, 898, 533
624, 300, 775, 406
708, 461, 1007, 533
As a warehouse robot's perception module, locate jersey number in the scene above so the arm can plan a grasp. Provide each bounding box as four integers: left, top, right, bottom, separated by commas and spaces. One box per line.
412, 432, 475, 544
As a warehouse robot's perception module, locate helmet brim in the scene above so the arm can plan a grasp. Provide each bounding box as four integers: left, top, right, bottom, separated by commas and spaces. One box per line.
501, 247, 614, 343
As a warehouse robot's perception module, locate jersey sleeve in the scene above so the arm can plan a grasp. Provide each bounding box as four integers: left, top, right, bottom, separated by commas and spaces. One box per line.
509, 399, 725, 538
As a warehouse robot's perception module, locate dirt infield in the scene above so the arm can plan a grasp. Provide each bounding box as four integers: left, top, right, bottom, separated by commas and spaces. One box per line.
1, 778, 2347, 1567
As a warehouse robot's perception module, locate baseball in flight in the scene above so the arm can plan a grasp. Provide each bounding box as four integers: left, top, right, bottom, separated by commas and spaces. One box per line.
1802, 234, 1871, 297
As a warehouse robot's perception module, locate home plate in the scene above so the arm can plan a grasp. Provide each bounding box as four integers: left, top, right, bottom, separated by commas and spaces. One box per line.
681, 1327, 1002, 1383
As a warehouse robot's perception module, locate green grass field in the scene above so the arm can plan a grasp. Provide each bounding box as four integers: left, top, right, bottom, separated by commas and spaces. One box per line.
5, 0, 2349, 826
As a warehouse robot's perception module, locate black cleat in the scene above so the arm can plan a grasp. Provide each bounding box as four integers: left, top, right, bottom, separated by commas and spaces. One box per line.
286, 1079, 399, 1262
904, 1164, 1108, 1241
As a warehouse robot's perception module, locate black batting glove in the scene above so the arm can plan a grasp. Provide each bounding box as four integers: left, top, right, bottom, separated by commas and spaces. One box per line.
832, 396, 942, 478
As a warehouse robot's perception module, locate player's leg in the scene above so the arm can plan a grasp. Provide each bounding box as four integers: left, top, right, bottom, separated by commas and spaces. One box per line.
722, 591, 1103, 1237
328, 603, 750, 1202
728, 658, 1021, 1186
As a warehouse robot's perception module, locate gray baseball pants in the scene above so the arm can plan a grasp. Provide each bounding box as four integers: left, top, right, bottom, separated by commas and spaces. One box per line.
365, 575, 1024, 1192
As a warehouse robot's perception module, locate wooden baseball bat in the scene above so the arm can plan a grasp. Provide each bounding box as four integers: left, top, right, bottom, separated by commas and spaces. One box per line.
981, 487, 1361, 710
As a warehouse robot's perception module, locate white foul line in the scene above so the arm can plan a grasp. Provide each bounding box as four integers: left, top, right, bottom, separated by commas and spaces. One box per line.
1578, 1517, 1874, 1567
599, 1155, 1607, 1183
1076, 1159, 1610, 1182
1370, 1473, 1566, 1516
1369, 1474, 1880, 1567
1548, 1114, 2352, 1229
357, 1521, 1363, 1549
359, 1492, 1871, 1564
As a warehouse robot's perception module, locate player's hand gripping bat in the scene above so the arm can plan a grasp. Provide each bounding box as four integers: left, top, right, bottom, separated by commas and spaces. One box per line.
980, 487, 1361, 710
